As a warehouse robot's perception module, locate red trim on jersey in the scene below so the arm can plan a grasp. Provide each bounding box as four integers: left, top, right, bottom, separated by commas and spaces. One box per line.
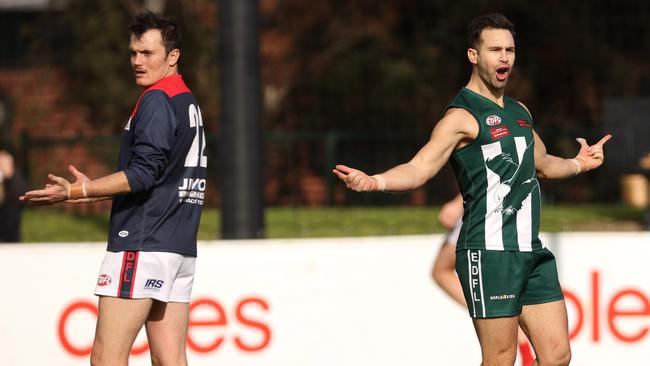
129, 74, 190, 119
148, 74, 190, 97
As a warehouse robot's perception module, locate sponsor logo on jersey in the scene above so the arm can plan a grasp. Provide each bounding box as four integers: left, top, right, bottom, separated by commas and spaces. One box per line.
97, 274, 112, 287
144, 279, 164, 290
516, 119, 532, 128
486, 115, 502, 126
178, 178, 207, 191
489, 126, 511, 140
118, 230, 129, 238
178, 177, 206, 205
124, 117, 131, 131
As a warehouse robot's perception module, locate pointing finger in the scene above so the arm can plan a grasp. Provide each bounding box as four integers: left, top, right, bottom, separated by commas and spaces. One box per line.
596, 134, 612, 146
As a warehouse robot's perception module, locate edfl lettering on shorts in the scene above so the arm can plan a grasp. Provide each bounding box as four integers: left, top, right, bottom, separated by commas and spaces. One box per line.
456, 247, 564, 318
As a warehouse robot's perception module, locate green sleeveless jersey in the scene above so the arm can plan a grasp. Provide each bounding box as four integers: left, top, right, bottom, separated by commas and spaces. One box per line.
447, 88, 543, 252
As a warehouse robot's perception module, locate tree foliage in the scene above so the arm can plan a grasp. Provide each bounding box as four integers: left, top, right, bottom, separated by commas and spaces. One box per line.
25, 0, 650, 203
34, 0, 217, 132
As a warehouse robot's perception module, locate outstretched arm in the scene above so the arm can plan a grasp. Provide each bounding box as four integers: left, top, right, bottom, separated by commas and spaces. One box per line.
20, 165, 129, 205
534, 130, 612, 180
333, 108, 477, 192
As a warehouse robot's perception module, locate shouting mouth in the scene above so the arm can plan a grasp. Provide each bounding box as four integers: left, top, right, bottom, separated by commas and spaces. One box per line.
496, 67, 510, 82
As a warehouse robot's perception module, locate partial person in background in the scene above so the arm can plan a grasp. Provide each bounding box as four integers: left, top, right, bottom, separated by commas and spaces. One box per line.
432, 193, 535, 366
21, 11, 206, 366
0, 149, 27, 243
431, 193, 464, 303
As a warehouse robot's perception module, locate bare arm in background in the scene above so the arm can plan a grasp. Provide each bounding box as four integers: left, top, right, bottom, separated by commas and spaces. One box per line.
431, 194, 465, 305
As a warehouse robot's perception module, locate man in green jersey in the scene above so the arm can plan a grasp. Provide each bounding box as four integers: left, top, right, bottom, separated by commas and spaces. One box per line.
333, 13, 610, 366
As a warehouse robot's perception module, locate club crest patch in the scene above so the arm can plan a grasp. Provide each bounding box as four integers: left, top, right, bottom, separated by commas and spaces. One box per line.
486, 115, 502, 126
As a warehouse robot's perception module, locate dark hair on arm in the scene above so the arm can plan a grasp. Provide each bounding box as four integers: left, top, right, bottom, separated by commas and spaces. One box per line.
467, 13, 515, 49
129, 10, 181, 55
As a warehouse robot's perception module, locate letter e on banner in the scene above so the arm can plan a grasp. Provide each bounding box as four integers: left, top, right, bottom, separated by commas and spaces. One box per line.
187, 298, 228, 353
608, 289, 650, 343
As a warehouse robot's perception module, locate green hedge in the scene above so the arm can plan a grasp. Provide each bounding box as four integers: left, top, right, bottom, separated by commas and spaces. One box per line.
19, 205, 645, 243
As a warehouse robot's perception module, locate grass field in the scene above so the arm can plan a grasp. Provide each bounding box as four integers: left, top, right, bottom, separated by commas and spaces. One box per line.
19, 204, 646, 243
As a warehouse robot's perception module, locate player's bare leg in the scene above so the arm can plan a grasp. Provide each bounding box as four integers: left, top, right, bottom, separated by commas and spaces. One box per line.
518, 300, 571, 366
473, 315, 519, 366
91, 296, 154, 366
146, 300, 190, 366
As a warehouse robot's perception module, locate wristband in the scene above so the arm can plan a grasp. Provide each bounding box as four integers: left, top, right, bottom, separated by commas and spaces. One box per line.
371, 174, 386, 192
69, 183, 87, 199
574, 155, 589, 172
570, 159, 582, 176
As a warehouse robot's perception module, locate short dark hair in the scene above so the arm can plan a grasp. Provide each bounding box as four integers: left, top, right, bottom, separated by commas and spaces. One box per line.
467, 13, 515, 49
129, 10, 181, 55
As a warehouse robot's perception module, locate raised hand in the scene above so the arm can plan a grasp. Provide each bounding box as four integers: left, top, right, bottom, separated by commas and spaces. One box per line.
332, 164, 383, 192
574, 134, 612, 172
20, 165, 91, 205
19, 173, 71, 205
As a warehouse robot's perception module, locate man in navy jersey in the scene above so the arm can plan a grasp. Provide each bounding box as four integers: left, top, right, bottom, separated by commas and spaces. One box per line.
334, 13, 610, 366
22, 11, 206, 366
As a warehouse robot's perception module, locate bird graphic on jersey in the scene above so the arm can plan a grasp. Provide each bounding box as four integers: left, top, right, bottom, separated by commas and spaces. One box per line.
485, 139, 539, 216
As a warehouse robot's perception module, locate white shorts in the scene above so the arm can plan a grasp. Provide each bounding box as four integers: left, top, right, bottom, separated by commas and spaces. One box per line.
94, 251, 196, 303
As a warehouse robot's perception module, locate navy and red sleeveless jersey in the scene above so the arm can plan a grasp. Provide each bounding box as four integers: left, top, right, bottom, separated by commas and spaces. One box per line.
107, 74, 207, 257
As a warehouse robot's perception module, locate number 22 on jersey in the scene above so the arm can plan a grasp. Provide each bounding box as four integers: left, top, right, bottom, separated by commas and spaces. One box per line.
185, 104, 207, 168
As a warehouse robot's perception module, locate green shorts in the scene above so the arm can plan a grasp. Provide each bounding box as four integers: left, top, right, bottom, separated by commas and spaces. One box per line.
455, 247, 564, 318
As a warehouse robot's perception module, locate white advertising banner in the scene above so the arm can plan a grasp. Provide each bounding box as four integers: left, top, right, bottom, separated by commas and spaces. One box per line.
550, 232, 650, 366
0, 233, 648, 365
